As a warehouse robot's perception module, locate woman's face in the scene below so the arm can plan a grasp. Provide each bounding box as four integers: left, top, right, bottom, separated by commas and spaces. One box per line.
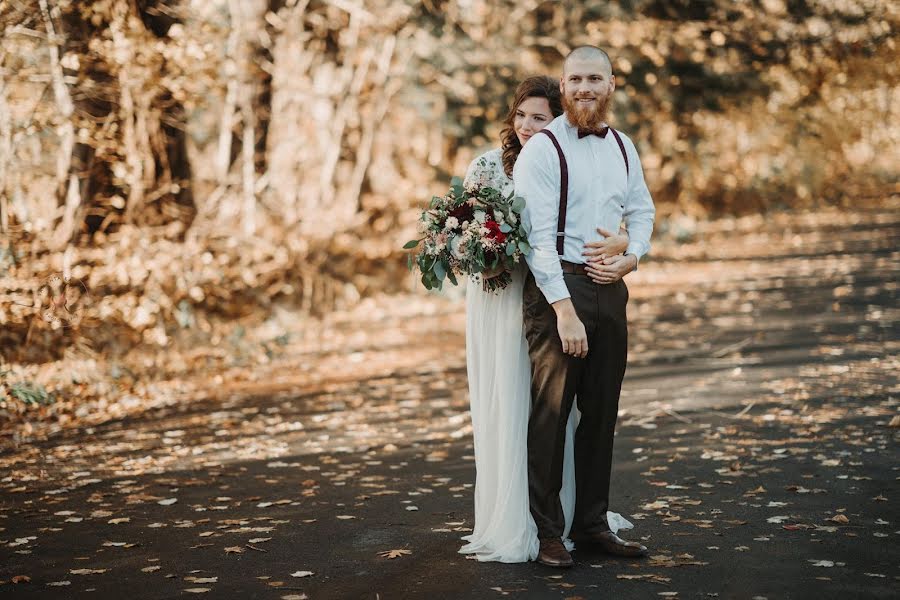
514, 96, 553, 146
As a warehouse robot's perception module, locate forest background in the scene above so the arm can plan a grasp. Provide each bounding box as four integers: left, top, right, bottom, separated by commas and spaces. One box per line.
0, 0, 897, 428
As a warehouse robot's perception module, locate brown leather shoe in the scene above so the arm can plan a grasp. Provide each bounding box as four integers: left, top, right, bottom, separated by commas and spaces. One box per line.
571, 531, 648, 557
536, 538, 574, 568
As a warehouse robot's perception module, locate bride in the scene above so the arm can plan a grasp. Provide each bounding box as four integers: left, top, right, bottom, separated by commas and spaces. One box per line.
459, 76, 634, 563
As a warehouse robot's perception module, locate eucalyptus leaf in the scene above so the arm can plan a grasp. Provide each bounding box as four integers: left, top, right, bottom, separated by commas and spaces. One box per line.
499, 223, 512, 233
403, 239, 420, 249
511, 195, 525, 212
434, 260, 447, 281
518, 240, 531, 255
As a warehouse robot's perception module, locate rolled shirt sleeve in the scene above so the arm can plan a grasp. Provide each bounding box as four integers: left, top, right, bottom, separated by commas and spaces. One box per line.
622, 138, 656, 264
513, 135, 570, 304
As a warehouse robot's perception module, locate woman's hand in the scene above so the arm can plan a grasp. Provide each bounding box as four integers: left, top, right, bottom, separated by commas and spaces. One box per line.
585, 254, 637, 285
481, 264, 507, 279
582, 227, 629, 262
583, 226, 631, 284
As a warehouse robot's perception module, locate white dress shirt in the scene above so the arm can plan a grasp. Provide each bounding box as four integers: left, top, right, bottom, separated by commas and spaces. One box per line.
513, 114, 656, 304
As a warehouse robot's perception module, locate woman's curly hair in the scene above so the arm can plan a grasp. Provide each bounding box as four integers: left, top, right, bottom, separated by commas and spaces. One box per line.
499, 75, 564, 178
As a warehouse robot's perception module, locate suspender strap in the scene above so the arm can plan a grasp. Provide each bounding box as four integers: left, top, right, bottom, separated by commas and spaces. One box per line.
536, 129, 568, 256
610, 127, 629, 176
537, 127, 629, 257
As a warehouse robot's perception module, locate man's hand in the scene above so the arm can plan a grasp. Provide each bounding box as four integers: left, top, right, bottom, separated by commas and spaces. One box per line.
582, 227, 629, 262
585, 254, 637, 285
552, 299, 588, 358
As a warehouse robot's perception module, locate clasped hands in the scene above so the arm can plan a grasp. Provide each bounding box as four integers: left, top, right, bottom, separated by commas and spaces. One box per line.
582, 226, 635, 285
554, 227, 635, 358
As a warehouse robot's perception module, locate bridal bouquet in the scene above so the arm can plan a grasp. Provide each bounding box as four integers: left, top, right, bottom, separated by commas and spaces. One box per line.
403, 176, 531, 292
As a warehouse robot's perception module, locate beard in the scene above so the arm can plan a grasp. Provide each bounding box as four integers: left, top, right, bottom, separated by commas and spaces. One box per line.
562, 93, 611, 130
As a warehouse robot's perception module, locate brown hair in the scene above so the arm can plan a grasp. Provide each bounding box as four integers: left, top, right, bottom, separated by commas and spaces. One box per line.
500, 75, 564, 178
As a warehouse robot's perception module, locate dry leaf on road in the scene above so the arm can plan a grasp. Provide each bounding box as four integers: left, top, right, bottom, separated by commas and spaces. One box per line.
378, 549, 412, 559
70, 569, 108, 575
809, 560, 835, 567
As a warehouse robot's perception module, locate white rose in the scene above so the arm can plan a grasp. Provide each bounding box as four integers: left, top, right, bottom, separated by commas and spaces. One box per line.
449, 235, 465, 260
473, 210, 487, 224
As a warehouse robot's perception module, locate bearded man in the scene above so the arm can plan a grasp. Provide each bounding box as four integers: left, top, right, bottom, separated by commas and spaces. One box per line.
513, 45, 656, 568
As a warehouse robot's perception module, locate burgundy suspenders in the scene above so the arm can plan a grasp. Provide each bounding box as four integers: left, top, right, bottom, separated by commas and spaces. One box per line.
536, 128, 629, 256
610, 128, 629, 178
537, 130, 569, 256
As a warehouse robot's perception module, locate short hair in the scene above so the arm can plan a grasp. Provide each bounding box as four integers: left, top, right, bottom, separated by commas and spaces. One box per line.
564, 45, 612, 75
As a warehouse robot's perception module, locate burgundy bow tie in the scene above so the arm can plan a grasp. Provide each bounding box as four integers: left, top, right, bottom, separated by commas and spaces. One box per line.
578, 126, 609, 139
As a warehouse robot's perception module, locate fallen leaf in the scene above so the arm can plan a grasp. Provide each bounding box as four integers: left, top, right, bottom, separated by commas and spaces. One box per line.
290, 571, 315, 578
158, 498, 178, 506
224, 546, 245, 554
378, 549, 412, 559
616, 574, 671, 584
185, 577, 218, 583
70, 569, 108, 575
108, 518, 130, 525
809, 560, 834, 567
141, 566, 161, 573
12, 575, 30, 583
184, 588, 211, 593
46, 581, 71, 587
248, 537, 272, 544
828, 514, 849, 524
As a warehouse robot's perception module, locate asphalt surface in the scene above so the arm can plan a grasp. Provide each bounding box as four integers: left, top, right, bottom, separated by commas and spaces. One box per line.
2, 207, 898, 599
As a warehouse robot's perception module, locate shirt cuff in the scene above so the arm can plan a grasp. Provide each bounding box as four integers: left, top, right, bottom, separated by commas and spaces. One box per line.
625, 243, 647, 269
539, 280, 571, 305
624, 252, 639, 271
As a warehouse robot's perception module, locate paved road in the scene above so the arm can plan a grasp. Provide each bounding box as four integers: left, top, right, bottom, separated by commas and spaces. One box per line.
2, 206, 898, 599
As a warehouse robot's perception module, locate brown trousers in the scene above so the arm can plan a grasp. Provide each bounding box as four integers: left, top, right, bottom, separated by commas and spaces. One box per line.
523, 270, 629, 540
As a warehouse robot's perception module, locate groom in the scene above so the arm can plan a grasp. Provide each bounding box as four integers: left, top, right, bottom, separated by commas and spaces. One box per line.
513, 45, 656, 568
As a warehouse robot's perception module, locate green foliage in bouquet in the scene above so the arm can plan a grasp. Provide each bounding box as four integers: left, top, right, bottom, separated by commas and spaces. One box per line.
403, 176, 530, 292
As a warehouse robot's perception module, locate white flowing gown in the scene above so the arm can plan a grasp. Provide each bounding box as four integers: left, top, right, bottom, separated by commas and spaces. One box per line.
459, 148, 632, 563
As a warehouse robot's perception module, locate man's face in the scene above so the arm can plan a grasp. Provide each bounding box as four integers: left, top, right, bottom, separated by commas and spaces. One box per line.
560, 56, 615, 127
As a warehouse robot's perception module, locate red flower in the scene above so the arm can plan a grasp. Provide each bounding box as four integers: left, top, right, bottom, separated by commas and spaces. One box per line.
484, 220, 506, 244
449, 202, 474, 223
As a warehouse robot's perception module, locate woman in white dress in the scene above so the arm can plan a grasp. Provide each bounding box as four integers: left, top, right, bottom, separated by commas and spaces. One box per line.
459, 76, 633, 563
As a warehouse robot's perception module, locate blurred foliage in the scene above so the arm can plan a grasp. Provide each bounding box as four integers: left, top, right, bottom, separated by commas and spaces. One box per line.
0, 0, 897, 363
